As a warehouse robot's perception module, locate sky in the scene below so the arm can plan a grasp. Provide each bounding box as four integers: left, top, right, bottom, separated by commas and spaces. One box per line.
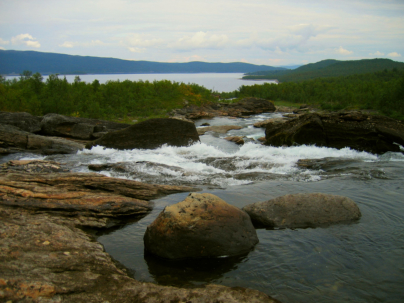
0, 0, 403, 67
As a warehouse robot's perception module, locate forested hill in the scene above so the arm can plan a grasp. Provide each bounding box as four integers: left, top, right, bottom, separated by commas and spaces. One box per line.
243, 58, 404, 82
0, 50, 285, 75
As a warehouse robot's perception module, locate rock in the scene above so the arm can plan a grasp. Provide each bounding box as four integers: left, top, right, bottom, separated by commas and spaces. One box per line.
0, 161, 196, 228
0, 111, 42, 133
144, 193, 259, 259
87, 118, 200, 150
0, 123, 85, 155
40, 113, 131, 140
170, 98, 276, 120
242, 193, 361, 229
197, 125, 243, 135
225, 136, 245, 145
265, 112, 404, 154
253, 117, 287, 128
0, 206, 278, 303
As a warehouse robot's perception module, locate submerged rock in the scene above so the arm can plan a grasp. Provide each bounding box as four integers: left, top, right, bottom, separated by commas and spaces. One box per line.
225, 136, 245, 145
86, 118, 200, 150
242, 193, 361, 229
265, 112, 404, 154
144, 193, 259, 259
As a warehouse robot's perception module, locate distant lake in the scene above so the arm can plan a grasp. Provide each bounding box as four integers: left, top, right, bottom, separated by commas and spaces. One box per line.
5, 73, 277, 93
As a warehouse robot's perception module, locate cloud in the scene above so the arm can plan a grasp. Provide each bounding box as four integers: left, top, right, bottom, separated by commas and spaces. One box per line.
11, 34, 40, 48
336, 46, 353, 55
387, 52, 401, 58
0, 46, 5, 50
59, 41, 74, 48
125, 34, 164, 48
59, 40, 107, 48
369, 51, 384, 56
169, 32, 229, 51
0, 38, 10, 45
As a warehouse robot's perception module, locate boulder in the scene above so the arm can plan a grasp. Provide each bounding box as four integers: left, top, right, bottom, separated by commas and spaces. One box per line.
0, 111, 42, 133
253, 117, 287, 128
197, 125, 243, 135
242, 193, 361, 229
144, 193, 259, 259
265, 112, 404, 154
86, 118, 200, 150
40, 113, 131, 140
0, 123, 84, 155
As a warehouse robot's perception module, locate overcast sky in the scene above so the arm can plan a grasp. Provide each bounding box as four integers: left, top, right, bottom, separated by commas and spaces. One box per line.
1, 0, 403, 66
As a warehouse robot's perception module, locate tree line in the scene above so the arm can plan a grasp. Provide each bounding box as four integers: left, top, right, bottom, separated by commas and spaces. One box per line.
1, 69, 403, 122
0, 71, 217, 121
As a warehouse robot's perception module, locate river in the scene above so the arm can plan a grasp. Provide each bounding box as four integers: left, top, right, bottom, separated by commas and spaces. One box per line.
5, 73, 277, 93
6, 112, 404, 303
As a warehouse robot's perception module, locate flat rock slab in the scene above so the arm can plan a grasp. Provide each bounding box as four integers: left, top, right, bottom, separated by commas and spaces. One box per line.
0, 160, 196, 228
242, 193, 361, 229
144, 193, 259, 259
0, 206, 279, 303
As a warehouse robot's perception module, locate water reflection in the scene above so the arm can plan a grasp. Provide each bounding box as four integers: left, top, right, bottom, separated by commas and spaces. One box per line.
144, 250, 249, 287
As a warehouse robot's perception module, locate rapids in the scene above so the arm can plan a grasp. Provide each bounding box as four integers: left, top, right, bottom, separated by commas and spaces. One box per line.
4, 112, 404, 303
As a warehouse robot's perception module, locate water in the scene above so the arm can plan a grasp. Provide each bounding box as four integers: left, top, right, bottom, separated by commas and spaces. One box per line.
6, 113, 404, 303
5, 73, 277, 93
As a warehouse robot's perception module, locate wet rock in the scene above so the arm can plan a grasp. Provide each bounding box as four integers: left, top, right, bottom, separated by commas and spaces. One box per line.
254, 117, 287, 128
40, 113, 131, 140
0, 206, 278, 303
0, 160, 69, 174
0, 123, 85, 155
0, 111, 42, 133
225, 136, 245, 145
198, 125, 243, 135
265, 112, 404, 154
0, 161, 196, 228
242, 193, 361, 229
86, 118, 200, 150
144, 193, 259, 259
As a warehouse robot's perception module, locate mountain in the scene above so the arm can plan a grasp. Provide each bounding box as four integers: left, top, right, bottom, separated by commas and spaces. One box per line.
0, 50, 286, 75
243, 59, 404, 82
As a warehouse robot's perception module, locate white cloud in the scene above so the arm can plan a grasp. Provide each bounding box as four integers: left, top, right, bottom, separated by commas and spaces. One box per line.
336, 46, 353, 55
387, 52, 401, 58
125, 34, 164, 48
169, 32, 229, 51
369, 51, 384, 56
59, 40, 107, 48
59, 41, 74, 48
0, 46, 5, 50
0, 38, 10, 45
11, 34, 40, 48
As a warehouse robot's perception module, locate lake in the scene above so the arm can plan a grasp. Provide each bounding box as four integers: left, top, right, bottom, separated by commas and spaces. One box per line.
5, 73, 277, 93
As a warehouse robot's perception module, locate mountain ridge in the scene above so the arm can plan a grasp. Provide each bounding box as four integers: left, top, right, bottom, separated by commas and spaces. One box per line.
0, 50, 286, 75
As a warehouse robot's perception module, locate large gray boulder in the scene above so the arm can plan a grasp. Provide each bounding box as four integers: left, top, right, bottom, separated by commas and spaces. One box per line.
40, 113, 131, 140
0, 123, 84, 155
265, 112, 404, 154
144, 193, 259, 259
242, 193, 361, 229
0, 111, 42, 133
86, 118, 200, 150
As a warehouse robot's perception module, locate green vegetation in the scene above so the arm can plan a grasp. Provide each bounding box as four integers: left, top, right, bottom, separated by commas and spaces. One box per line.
243, 58, 404, 82
1, 67, 403, 122
236, 69, 404, 120
0, 71, 218, 122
